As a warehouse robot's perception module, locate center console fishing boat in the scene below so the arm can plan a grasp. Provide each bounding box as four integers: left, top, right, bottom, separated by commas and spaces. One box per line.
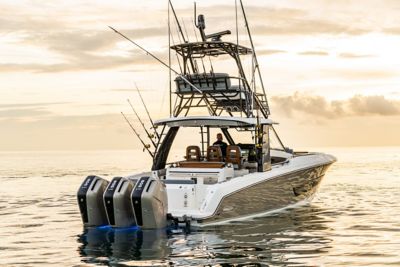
77, 1, 336, 229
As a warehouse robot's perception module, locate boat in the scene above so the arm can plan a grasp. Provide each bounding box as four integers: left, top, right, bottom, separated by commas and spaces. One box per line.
77, 1, 336, 229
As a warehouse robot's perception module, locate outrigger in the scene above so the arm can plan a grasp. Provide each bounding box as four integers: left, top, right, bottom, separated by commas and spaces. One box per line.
77, 1, 336, 229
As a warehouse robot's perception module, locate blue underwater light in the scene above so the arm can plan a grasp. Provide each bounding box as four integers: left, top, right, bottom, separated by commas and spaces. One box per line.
95, 225, 141, 232
96, 225, 112, 231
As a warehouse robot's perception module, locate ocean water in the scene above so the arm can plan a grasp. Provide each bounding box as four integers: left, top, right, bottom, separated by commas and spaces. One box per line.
0, 147, 399, 266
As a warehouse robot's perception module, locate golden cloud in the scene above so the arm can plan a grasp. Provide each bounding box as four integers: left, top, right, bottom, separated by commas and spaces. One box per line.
272, 92, 400, 119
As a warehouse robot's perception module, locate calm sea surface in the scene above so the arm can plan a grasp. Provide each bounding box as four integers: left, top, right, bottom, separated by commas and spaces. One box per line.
0, 147, 399, 266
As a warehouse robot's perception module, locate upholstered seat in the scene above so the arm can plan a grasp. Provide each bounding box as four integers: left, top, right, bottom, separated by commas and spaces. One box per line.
207, 146, 223, 162
186, 146, 201, 161
226, 145, 242, 169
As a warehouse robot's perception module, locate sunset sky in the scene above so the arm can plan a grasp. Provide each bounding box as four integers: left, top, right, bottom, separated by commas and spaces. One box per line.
1, 0, 399, 151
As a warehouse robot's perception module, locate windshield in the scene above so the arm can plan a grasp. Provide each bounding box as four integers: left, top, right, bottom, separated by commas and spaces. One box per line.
165, 126, 256, 163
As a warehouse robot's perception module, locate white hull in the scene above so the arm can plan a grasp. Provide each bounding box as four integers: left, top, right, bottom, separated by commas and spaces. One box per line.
77, 4, 337, 229
156, 152, 335, 226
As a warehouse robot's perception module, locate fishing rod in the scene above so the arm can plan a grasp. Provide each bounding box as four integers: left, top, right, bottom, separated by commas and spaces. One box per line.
169, 0, 187, 43
127, 99, 157, 147
271, 125, 286, 151
169, 25, 183, 73
121, 112, 154, 158
108, 26, 203, 94
134, 84, 160, 139
109, 24, 220, 119
181, 19, 190, 43
109, 26, 217, 116
169, 0, 196, 73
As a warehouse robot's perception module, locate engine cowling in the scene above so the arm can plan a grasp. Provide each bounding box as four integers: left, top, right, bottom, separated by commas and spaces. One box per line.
77, 176, 109, 226
131, 177, 168, 229
103, 177, 137, 228
77, 175, 168, 229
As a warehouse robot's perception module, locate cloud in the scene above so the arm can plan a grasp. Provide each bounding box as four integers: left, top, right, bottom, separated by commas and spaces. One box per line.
258, 49, 287, 55
178, 5, 307, 23
109, 88, 157, 92
250, 19, 369, 36
320, 69, 397, 80
0, 102, 70, 120
272, 92, 400, 119
338, 53, 374, 59
109, 89, 136, 92
0, 102, 68, 109
348, 95, 400, 116
0, 17, 65, 33
0, 48, 164, 73
382, 27, 400, 35
0, 108, 52, 119
192, 5, 369, 36
298, 51, 329, 56
25, 29, 166, 53
0, 2, 392, 74
0, 13, 168, 73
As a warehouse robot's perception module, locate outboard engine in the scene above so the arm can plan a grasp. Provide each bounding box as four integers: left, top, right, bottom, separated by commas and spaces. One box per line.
103, 177, 137, 227
77, 174, 168, 229
131, 176, 168, 229
77, 175, 109, 226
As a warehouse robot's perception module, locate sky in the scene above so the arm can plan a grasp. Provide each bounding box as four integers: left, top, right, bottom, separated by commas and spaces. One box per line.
1, 0, 400, 151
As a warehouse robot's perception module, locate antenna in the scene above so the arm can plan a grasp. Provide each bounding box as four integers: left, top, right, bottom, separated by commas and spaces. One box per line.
192, 5, 206, 74
168, 0, 172, 116
196, 14, 207, 41
239, 0, 270, 116
194, 2, 197, 27
191, 18, 199, 42
194, 3, 206, 41
235, 0, 239, 47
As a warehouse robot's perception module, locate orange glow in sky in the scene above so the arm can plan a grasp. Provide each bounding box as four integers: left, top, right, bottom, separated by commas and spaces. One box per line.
1, 0, 399, 150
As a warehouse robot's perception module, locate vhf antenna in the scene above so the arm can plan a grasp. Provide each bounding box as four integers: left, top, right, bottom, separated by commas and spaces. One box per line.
194, 3, 206, 41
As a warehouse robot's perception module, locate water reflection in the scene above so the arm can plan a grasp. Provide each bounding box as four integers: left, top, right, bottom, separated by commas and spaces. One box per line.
166, 204, 334, 266
77, 227, 171, 265
2, 149, 399, 266
77, 204, 333, 266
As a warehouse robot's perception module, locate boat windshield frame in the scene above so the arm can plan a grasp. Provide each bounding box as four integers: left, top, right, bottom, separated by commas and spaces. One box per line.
154, 116, 276, 128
